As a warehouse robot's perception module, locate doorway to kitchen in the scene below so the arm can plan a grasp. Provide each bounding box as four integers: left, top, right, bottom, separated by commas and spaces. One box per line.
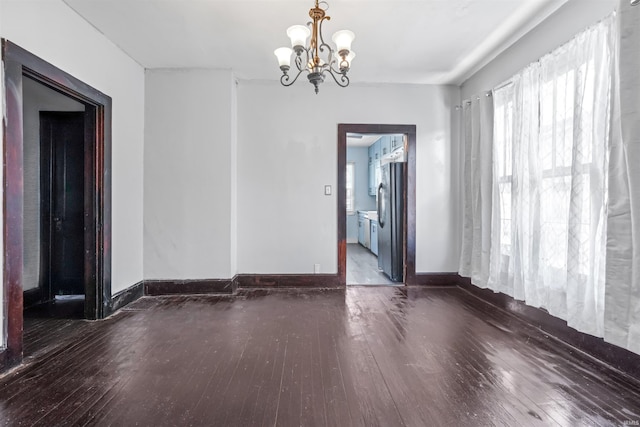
337, 124, 416, 287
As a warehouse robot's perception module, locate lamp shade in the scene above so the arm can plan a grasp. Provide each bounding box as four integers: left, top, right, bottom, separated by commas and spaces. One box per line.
332, 30, 355, 53
287, 25, 311, 48
335, 50, 355, 71
335, 50, 356, 64
274, 47, 293, 68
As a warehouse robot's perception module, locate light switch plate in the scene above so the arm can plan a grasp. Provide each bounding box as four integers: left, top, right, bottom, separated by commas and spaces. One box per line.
324, 185, 331, 195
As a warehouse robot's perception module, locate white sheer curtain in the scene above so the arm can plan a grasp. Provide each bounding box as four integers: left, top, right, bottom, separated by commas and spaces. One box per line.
605, 2, 640, 354
459, 95, 493, 288
488, 64, 541, 303
463, 15, 615, 337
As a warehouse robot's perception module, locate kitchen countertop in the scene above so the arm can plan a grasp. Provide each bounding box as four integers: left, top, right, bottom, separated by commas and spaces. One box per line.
358, 210, 378, 221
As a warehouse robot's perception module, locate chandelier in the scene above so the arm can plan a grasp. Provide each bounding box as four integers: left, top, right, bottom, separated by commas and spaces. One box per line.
274, 0, 355, 94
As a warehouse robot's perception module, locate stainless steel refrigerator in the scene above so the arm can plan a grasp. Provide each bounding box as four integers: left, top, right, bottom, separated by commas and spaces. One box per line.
377, 162, 404, 282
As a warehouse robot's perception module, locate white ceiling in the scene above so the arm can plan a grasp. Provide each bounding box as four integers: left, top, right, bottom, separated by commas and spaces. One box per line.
63, 0, 568, 85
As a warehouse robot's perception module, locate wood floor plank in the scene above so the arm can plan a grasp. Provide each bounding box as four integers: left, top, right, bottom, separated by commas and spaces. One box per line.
272, 311, 324, 426
2, 288, 640, 426
453, 290, 640, 425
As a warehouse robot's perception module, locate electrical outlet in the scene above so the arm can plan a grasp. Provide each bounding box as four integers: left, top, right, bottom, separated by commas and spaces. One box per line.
314, 264, 321, 274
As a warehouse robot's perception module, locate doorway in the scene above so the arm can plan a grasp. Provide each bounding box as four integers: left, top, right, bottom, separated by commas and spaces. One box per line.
337, 124, 417, 287
22, 78, 88, 326
346, 133, 405, 285
40, 112, 86, 301
2, 40, 112, 369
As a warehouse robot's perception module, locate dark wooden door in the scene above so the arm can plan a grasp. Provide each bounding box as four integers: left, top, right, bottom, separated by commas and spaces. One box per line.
40, 112, 85, 298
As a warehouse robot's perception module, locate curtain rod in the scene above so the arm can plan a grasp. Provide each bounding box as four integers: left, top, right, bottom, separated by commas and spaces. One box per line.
494, 80, 514, 92
455, 91, 492, 110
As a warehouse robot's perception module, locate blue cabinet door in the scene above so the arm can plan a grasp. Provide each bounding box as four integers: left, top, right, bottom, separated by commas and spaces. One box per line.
370, 221, 378, 256
368, 139, 383, 196
391, 135, 403, 152
368, 144, 375, 195
373, 138, 381, 162
358, 214, 366, 245
368, 162, 375, 195
380, 136, 391, 157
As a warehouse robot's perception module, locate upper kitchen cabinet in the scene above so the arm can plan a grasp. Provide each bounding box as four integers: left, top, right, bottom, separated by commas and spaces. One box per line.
380, 136, 391, 157
368, 161, 376, 196
368, 139, 381, 196
369, 138, 381, 164
367, 135, 404, 196
390, 135, 404, 152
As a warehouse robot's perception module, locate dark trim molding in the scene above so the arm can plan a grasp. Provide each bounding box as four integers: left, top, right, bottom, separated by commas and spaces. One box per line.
231, 275, 239, 294
109, 281, 144, 314
22, 288, 45, 309
2, 39, 112, 370
236, 274, 342, 289
337, 124, 417, 286
145, 279, 235, 296
460, 281, 640, 382
413, 273, 463, 287
2, 39, 26, 371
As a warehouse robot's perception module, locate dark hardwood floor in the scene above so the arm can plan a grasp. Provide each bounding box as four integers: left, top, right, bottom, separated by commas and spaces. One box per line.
347, 243, 397, 285
23, 296, 88, 359
3, 287, 640, 426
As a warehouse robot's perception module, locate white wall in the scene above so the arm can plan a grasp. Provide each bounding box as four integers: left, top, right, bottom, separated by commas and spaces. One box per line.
462, 0, 616, 98
237, 81, 461, 274
144, 69, 237, 280
2, 0, 606, 318
1, 0, 145, 297
22, 78, 85, 291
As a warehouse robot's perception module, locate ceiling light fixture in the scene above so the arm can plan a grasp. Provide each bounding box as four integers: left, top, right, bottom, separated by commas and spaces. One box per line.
274, 0, 355, 94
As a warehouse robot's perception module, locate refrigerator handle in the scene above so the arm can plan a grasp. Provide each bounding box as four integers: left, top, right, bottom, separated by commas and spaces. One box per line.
377, 183, 385, 228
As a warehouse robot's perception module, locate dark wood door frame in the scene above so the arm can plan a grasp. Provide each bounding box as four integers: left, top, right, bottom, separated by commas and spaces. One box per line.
337, 124, 416, 286
1, 40, 112, 370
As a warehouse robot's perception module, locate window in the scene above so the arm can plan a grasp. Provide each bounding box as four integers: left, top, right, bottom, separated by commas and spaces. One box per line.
493, 93, 514, 257
538, 60, 597, 279
488, 15, 612, 332
346, 162, 355, 215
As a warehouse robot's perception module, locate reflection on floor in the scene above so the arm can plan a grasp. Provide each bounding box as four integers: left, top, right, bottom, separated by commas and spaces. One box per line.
23, 295, 87, 358
347, 243, 398, 285
2, 287, 640, 425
